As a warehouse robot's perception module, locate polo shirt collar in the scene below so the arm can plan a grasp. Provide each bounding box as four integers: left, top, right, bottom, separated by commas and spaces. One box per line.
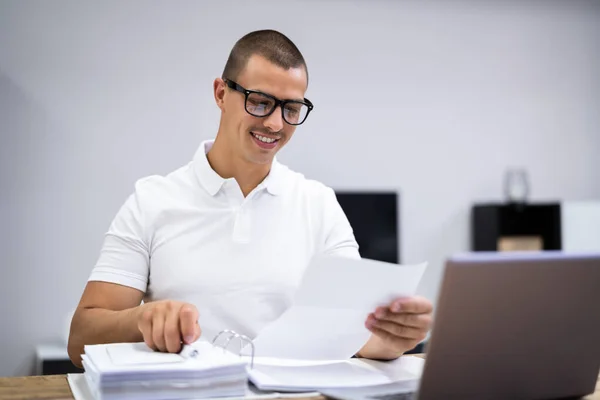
263, 160, 284, 196
193, 139, 284, 196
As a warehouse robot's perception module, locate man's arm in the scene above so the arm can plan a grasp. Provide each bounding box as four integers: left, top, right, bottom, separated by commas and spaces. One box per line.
67, 281, 145, 368
68, 281, 201, 368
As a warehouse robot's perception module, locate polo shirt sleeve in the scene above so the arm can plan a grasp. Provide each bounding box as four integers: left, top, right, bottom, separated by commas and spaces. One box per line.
88, 180, 152, 293
321, 187, 361, 259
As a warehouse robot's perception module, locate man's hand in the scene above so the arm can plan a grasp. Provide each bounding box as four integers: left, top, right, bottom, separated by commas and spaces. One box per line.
137, 300, 201, 353
357, 296, 433, 360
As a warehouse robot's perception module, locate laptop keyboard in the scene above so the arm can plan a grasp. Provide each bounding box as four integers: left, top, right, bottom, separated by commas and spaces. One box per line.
368, 393, 415, 400
322, 389, 416, 400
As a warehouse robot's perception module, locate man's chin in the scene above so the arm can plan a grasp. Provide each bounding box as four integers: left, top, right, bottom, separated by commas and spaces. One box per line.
246, 154, 275, 166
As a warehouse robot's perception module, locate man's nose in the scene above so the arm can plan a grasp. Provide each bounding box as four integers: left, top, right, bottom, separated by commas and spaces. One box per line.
263, 106, 284, 132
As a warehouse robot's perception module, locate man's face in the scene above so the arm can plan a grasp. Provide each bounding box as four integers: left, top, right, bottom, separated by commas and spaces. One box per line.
215, 55, 308, 165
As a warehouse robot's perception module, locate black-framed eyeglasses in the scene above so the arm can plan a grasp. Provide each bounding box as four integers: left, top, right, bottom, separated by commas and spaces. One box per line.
224, 79, 313, 126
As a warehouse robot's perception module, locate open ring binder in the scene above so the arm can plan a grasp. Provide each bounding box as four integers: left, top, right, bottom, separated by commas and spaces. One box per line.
208, 329, 256, 369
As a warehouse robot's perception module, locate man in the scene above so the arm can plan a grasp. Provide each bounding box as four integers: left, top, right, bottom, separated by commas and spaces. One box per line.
68, 30, 433, 368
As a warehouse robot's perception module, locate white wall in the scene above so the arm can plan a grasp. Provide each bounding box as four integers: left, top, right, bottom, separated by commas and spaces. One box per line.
1, 0, 599, 376
562, 201, 600, 252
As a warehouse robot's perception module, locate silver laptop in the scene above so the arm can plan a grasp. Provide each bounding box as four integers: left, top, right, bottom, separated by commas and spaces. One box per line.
328, 251, 600, 400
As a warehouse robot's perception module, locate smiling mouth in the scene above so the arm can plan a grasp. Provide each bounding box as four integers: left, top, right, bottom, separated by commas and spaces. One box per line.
251, 131, 280, 144
250, 131, 281, 150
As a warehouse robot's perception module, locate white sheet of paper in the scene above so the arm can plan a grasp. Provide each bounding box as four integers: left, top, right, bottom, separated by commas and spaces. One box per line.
318, 357, 424, 399
251, 255, 427, 360
106, 342, 185, 365
248, 357, 346, 367
249, 355, 425, 392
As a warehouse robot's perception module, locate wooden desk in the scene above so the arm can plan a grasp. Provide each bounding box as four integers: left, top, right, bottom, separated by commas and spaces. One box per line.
1, 360, 599, 400
0, 374, 326, 400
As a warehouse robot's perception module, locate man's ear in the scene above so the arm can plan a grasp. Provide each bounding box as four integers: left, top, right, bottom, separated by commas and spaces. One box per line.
213, 78, 226, 111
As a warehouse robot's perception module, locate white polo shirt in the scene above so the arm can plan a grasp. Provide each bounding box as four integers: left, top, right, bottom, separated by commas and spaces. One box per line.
88, 139, 359, 341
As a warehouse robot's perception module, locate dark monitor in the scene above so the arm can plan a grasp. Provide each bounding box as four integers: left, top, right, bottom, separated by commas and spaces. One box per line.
334, 191, 399, 264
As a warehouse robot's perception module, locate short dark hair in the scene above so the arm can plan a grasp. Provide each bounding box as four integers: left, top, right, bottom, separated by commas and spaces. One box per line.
222, 30, 308, 84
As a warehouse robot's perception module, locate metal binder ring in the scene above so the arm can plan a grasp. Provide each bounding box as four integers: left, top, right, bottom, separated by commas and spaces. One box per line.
211, 329, 255, 369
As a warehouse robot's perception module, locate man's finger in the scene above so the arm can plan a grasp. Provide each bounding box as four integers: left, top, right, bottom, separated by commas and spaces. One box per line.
139, 309, 156, 351
152, 311, 167, 352
391, 296, 433, 314
377, 311, 432, 330
371, 317, 424, 340
193, 322, 202, 342
164, 307, 182, 353
179, 305, 199, 344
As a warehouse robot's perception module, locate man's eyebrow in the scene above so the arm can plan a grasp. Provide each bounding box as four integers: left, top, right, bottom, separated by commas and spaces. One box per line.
253, 87, 305, 103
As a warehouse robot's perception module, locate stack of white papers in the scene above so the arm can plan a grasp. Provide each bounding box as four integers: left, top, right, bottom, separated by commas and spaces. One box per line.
81, 341, 248, 400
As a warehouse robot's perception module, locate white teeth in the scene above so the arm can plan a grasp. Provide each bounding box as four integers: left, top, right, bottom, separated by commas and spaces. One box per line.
253, 133, 276, 143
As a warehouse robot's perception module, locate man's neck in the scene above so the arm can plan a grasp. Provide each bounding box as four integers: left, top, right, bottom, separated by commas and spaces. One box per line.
207, 136, 271, 197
